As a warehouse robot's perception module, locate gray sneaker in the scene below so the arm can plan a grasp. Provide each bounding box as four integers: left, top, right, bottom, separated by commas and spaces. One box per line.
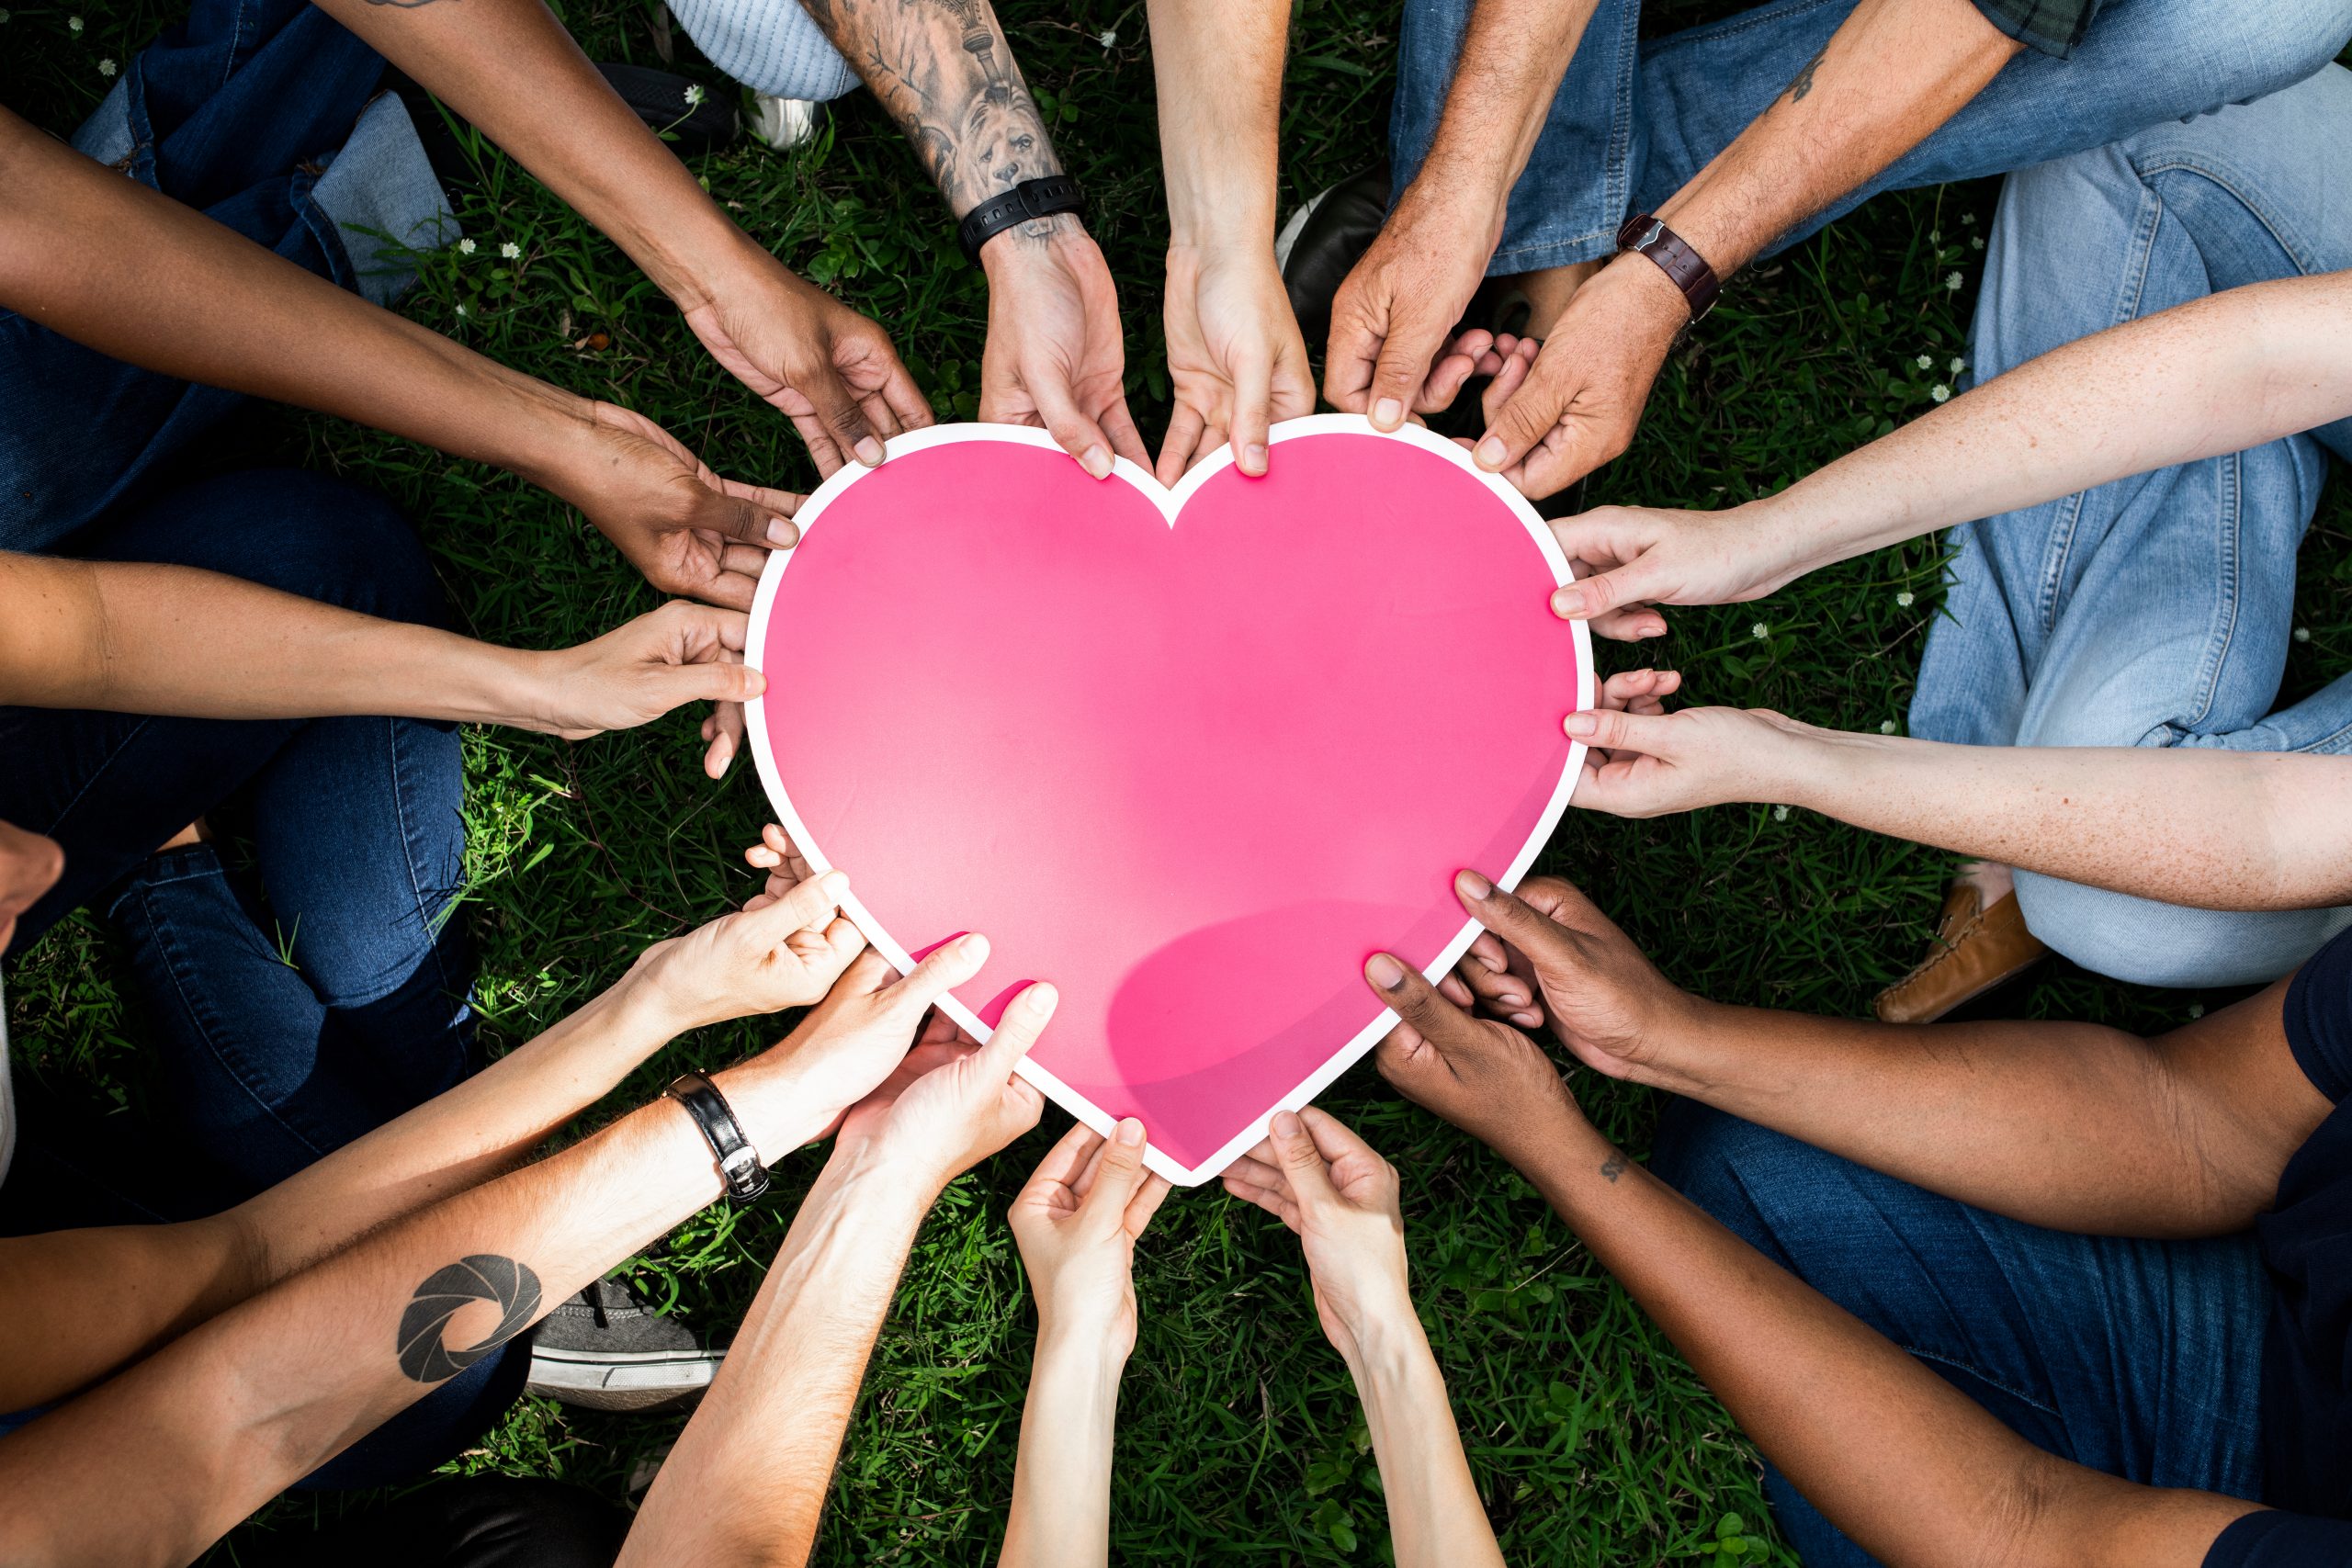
526, 1278, 725, 1413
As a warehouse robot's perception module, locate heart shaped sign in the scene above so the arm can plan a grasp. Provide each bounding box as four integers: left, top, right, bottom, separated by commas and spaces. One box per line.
745, 416, 1590, 1185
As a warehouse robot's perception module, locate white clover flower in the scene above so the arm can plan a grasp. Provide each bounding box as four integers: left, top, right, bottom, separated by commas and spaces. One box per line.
1971, 235, 1985, 251
1944, 271, 1962, 292
2188, 1003, 2206, 1020
1930, 384, 1951, 403
1098, 27, 1116, 49
1962, 211, 1978, 225
1896, 590, 1915, 608
499, 241, 521, 260
684, 83, 706, 107
0, 11, 14, 23
454, 302, 469, 317
1750, 621, 1770, 640
1949, 356, 1965, 375
1771, 804, 1791, 822
97, 55, 116, 74
1914, 354, 1932, 369
458, 237, 477, 254
1880, 719, 1898, 734
67, 13, 83, 29
1929, 229, 1940, 243
2295, 626, 2312, 643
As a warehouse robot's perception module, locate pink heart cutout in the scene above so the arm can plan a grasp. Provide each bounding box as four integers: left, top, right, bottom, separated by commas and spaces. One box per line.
746, 418, 1590, 1184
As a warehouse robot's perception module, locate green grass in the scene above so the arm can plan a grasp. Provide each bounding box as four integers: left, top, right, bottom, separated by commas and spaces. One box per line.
6, 4, 2350, 1564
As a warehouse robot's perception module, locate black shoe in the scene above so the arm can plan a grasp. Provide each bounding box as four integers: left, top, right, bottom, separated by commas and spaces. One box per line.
384, 63, 738, 196
1276, 165, 1390, 346
526, 1277, 725, 1413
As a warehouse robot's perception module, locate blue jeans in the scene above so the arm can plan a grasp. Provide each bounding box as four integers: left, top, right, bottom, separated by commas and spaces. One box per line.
0, 0, 450, 551
1389, 0, 2352, 276
1907, 66, 2352, 988
0, 469, 507, 1487
1653, 1101, 2272, 1568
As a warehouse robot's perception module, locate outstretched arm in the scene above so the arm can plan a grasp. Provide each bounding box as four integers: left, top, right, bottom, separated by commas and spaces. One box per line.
1563, 705, 2352, 913
1548, 270, 2352, 629
0, 107, 801, 610
0, 876, 861, 1414
620, 980, 1054, 1565
1371, 964, 2258, 1568
1221, 1111, 1505, 1568
797, 0, 1147, 476
1148, 0, 1311, 483
1472, 0, 2021, 498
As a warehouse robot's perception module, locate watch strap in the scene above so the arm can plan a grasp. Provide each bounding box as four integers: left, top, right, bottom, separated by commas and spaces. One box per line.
667, 1071, 770, 1201
1615, 211, 1721, 321
956, 174, 1085, 263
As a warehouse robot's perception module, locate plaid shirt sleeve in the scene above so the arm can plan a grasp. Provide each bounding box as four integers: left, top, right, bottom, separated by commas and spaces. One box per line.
1969, 0, 2101, 57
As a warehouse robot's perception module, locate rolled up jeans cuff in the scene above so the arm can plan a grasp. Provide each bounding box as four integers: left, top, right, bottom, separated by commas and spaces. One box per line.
667, 0, 862, 101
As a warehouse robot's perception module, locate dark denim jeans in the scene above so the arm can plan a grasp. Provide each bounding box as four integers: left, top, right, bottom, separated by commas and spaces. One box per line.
1388, 0, 2352, 276
1653, 1101, 2271, 1566
0, 468, 512, 1486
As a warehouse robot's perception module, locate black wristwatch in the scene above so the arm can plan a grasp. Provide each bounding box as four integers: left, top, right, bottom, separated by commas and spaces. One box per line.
667, 1071, 770, 1201
956, 174, 1086, 263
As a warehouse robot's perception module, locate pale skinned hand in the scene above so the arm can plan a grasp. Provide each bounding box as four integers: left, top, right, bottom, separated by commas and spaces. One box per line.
1324, 180, 1501, 429
551, 401, 805, 615
741, 822, 816, 911
628, 867, 865, 1035
1157, 243, 1315, 484
1010, 1118, 1171, 1359
1393, 869, 1701, 1087
529, 601, 763, 779
1545, 501, 1810, 639
833, 976, 1053, 1191
680, 242, 934, 479
980, 224, 1150, 480
760, 938, 1002, 1145
1219, 1108, 1412, 1365
1566, 703, 1818, 818
0, 818, 64, 953
1470, 255, 1689, 500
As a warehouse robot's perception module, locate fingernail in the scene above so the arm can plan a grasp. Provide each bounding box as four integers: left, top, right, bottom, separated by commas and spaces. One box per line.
854, 436, 886, 467
1081, 445, 1113, 479
1367, 953, 1407, 989
1021, 981, 1059, 1016
1476, 437, 1509, 469
1272, 1110, 1303, 1138
766, 518, 797, 547
1243, 443, 1269, 474
1456, 868, 1494, 899
1552, 587, 1586, 617
1116, 1118, 1145, 1146
958, 932, 991, 964
1513, 1011, 1544, 1026
1564, 712, 1598, 736
1372, 398, 1403, 430
1498, 991, 1526, 1008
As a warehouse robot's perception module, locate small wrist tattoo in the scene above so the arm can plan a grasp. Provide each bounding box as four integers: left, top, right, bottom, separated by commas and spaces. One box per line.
1600, 1152, 1628, 1183
396, 1254, 544, 1383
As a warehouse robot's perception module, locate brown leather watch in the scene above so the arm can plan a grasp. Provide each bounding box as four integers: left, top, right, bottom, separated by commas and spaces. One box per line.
1616, 211, 1721, 322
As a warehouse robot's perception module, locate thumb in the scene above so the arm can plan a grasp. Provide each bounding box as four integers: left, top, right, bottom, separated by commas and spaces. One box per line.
699, 479, 799, 550
879, 931, 992, 1022
1228, 346, 1276, 477
976, 980, 1058, 1079
1366, 321, 1436, 432
1473, 362, 1564, 476
1561, 705, 1676, 759
1269, 1108, 1340, 1212
1450, 868, 1578, 971
1031, 376, 1117, 481
801, 360, 888, 470
734, 866, 850, 946
1081, 1117, 1149, 1226
643, 659, 765, 719
1548, 559, 1662, 625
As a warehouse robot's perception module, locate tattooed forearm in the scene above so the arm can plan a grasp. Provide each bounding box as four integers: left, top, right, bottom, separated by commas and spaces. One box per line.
1600, 1152, 1627, 1182
811, 0, 1063, 217
396, 1254, 543, 1382
1786, 46, 1828, 101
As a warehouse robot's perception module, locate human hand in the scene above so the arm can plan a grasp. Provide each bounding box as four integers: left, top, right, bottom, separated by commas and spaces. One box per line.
1157, 243, 1314, 484
1323, 180, 1501, 429
1469, 255, 1689, 499
1545, 500, 1810, 639
679, 240, 933, 479
979, 220, 1149, 479
741, 821, 817, 912
551, 401, 805, 615
0, 818, 63, 954
523, 601, 763, 776
1566, 703, 1819, 818
1010, 1119, 1170, 1359
831, 976, 1054, 1192
628, 866, 865, 1036
1219, 1109, 1413, 1365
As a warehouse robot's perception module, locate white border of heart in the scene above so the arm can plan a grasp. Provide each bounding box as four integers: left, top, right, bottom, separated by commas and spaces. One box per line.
744, 413, 1594, 1186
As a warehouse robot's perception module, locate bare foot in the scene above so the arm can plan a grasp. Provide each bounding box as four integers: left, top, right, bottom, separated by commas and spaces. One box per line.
1957, 860, 2016, 908
155, 819, 209, 854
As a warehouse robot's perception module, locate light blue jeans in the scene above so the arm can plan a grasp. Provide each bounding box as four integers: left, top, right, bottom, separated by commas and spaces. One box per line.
1908, 66, 2352, 989
1390, 0, 2352, 276
667, 0, 859, 101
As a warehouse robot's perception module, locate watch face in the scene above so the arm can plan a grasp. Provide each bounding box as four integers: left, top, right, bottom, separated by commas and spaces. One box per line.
1636, 220, 1666, 252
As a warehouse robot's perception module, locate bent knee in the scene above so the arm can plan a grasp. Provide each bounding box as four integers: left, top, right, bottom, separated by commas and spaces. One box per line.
2014, 873, 2352, 987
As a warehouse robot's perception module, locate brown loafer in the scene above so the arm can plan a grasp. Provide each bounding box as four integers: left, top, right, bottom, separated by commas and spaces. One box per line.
1873, 882, 2051, 1023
